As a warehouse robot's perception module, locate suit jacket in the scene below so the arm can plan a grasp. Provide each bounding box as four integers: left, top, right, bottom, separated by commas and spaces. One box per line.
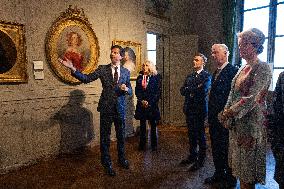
272, 71, 284, 185
73, 64, 132, 118
134, 72, 161, 120
180, 70, 211, 118
208, 63, 238, 124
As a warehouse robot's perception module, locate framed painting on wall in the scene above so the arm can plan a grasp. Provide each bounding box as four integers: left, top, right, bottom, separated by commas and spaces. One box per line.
0, 20, 27, 83
112, 40, 141, 80
45, 5, 100, 84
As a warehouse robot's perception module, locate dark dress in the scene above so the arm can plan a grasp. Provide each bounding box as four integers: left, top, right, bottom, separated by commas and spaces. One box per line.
271, 71, 284, 186
134, 72, 161, 150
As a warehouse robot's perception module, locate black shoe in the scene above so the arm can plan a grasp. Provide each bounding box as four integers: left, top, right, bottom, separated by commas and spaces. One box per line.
179, 156, 197, 166
204, 174, 223, 184
225, 174, 237, 188
151, 146, 157, 151
138, 144, 146, 151
188, 160, 204, 172
104, 166, 116, 176
118, 159, 129, 169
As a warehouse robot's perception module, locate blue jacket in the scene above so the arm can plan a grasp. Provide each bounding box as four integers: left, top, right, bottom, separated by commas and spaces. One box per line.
180, 70, 211, 119
134, 73, 161, 120
271, 71, 284, 184
73, 64, 132, 119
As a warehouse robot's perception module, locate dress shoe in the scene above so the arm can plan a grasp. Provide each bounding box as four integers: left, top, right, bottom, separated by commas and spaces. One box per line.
151, 146, 157, 151
179, 155, 197, 166
138, 145, 146, 151
225, 174, 237, 188
118, 159, 129, 169
104, 166, 116, 176
188, 160, 204, 172
204, 174, 223, 184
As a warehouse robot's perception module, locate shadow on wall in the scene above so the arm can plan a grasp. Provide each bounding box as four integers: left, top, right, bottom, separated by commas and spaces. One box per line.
52, 89, 94, 155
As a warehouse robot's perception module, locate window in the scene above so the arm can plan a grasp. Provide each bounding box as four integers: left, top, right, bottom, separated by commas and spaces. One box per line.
147, 33, 157, 65
241, 0, 284, 89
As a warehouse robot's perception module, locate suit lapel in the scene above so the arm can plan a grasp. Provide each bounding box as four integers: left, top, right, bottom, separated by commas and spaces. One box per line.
106, 64, 114, 83
118, 67, 124, 83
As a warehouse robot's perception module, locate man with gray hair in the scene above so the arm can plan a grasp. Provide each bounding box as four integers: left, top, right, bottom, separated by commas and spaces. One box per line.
205, 44, 238, 188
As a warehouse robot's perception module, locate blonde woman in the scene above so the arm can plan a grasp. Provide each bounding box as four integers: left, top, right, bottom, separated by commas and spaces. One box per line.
134, 60, 161, 151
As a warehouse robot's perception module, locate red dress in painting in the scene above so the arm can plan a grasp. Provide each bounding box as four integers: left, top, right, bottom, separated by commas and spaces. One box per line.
63, 51, 83, 71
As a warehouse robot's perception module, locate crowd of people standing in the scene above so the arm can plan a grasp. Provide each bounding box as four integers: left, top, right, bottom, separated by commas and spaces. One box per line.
59, 28, 283, 189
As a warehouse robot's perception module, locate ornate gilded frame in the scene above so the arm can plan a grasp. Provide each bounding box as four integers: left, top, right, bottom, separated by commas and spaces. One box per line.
0, 20, 27, 83
45, 6, 99, 84
112, 40, 141, 80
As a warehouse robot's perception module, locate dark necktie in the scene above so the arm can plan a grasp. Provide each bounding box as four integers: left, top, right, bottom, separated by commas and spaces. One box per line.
195, 72, 198, 77
113, 66, 118, 84
214, 68, 222, 80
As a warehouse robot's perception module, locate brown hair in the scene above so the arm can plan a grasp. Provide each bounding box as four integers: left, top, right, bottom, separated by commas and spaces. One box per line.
67, 32, 83, 47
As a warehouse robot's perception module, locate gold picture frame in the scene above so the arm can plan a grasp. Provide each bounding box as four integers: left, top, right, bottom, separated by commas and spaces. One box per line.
0, 20, 27, 83
112, 40, 141, 80
45, 5, 100, 84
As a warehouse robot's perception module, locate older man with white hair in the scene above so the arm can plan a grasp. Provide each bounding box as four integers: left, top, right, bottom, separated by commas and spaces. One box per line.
205, 44, 238, 188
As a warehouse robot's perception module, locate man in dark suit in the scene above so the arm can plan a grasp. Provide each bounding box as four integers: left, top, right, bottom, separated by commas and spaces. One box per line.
205, 44, 238, 187
271, 71, 284, 189
60, 45, 132, 176
180, 53, 212, 171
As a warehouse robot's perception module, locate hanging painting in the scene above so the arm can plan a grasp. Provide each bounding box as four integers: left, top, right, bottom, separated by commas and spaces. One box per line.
45, 5, 99, 84
0, 20, 27, 83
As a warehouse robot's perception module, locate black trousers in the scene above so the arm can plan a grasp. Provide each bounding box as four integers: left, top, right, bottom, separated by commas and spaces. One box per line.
139, 119, 157, 148
209, 119, 230, 176
100, 113, 125, 167
186, 115, 206, 160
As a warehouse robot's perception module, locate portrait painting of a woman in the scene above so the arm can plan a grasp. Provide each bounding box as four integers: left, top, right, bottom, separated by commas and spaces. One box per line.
123, 47, 136, 77
61, 31, 84, 71
45, 6, 99, 84
112, 40, 141, 80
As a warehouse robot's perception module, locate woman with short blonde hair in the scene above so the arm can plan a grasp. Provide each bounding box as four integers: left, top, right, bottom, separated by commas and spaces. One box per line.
134, 60, 161, 151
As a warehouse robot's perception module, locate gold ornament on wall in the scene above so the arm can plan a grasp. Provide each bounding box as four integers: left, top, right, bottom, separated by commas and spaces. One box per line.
45, 5, 100, 84
0, 20, 28, 83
